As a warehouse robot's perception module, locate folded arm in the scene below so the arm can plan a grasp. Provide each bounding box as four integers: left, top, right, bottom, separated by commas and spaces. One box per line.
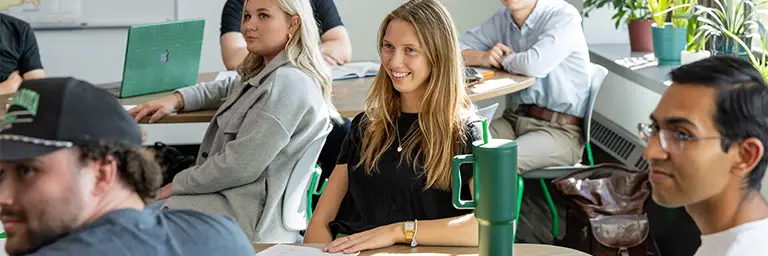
460, 9, 504, 67
320, 26, 352, 65
500, 13, 580, 77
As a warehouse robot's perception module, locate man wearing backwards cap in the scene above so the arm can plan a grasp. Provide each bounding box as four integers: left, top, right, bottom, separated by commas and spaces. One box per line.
0, 78, 254, 255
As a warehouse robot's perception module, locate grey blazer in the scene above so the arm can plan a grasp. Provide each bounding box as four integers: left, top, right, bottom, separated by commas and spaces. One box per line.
164, 52, 331, 242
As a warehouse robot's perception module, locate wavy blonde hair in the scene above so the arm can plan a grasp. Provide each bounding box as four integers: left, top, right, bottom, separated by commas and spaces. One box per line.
358, 0, 473, 191
238, 0, 340, 120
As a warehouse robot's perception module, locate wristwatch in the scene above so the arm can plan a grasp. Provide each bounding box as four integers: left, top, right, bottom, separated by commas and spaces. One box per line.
403, 220, 418, 247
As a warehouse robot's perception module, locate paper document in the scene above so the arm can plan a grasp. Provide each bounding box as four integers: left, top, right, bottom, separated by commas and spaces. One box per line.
257, 244, 359, 256
332, 62, 380, 80
215, 71, 239, 81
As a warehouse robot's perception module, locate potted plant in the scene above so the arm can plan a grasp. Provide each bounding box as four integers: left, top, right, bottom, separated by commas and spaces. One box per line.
650, 0, 694, 65
690, 0, 763, 58
681, 5, 712, 64
583, 0, 654, 52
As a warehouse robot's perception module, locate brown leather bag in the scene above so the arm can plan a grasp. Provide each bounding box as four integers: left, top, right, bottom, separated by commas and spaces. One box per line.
552, 163, 660, 256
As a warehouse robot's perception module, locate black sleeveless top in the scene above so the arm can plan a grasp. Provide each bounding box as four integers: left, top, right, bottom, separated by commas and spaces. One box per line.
329, 112, 484, 236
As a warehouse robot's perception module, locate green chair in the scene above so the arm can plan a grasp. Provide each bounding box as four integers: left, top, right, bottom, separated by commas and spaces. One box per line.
307, 164, 327, 220
517, 63, 608, 240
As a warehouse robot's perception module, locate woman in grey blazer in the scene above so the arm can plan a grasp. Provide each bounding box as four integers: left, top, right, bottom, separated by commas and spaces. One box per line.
128, 0, 338, 242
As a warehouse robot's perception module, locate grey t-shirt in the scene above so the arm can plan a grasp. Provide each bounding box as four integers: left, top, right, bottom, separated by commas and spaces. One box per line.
24, 208, 254, 255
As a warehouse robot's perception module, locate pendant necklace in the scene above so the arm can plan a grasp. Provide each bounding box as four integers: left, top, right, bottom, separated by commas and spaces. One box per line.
396, 122, 403, 152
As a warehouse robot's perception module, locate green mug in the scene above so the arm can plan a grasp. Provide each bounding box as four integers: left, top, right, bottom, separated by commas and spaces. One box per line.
452, 139, 518, 256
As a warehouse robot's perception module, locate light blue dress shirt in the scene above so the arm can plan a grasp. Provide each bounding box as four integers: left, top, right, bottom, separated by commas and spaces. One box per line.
460, 0, 590, 117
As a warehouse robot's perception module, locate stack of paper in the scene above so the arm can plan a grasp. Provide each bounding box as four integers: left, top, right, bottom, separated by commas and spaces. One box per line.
257, 244, 359, 256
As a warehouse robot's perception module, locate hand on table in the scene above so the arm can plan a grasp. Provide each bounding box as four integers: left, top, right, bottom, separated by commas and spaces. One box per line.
484, 43, 514, 69
128, 93, 183, 123
323, 223, 402, 254
155, 184, 173, 201
1, 70, 22, 93
322, 47, 347, 67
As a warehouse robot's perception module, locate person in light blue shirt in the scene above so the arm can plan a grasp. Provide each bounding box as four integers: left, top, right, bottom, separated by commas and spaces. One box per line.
460, 0, 590, 243
461, 0, 590, 173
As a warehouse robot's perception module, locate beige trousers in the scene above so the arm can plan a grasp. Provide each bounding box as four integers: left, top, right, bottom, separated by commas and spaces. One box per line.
489, 108, 584, 173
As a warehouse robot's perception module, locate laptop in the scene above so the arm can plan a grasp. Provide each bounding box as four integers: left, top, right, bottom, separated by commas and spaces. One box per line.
104, 18, 205, 98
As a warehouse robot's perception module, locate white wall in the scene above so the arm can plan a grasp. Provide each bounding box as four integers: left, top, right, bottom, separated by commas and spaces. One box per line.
33, 0, 502, 85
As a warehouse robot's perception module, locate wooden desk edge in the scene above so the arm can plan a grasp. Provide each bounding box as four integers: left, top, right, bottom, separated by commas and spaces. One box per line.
252, 243, 590, 255
137, 110, 217, 124
468, 76, 535, 102
137, 74, 534, 124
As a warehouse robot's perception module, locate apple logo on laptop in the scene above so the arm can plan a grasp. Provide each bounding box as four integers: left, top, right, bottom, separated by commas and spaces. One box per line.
160, 50, 170, 63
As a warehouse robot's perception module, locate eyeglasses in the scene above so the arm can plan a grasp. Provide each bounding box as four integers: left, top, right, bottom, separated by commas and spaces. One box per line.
637, 123, 723, 153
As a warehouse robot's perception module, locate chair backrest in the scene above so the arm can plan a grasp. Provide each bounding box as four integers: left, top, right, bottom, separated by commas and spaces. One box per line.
282, 122, 334, 232
583, 63, 608, 144
477, 103, 500, 124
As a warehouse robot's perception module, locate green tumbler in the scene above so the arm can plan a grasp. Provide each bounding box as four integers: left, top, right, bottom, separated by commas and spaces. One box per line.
452, 139, 518, 256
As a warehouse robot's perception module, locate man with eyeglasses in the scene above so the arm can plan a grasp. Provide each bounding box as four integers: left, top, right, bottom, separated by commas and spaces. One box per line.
639, 56, 768, 256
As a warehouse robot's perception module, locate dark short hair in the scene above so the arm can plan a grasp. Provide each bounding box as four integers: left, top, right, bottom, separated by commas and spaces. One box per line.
669, 55, 768, 191
73, 140, 162, 203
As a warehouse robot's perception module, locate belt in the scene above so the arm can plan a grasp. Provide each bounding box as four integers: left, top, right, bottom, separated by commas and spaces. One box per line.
517, 104, 582, 126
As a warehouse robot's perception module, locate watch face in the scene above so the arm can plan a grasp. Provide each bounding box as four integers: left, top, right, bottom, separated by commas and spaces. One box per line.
404, 222, 415, 230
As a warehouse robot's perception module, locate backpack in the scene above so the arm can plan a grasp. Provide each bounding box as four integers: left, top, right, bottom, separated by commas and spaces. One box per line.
552, 163, 661, 256
152, 142, 196, 186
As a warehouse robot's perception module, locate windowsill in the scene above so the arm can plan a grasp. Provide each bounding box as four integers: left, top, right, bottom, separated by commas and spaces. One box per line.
588, 43, 675, 95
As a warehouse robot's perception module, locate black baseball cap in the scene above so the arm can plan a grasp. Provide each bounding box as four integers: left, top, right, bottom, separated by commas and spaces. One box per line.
0, 77, 142, 162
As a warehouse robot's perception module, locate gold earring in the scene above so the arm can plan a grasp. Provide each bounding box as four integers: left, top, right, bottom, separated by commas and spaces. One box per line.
285, 33, 293, 48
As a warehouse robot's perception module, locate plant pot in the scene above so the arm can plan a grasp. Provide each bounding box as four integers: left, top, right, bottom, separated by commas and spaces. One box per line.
711, 35, 751, 60
628, 19, 654, 52
680, 50, 711, 65
651, 23, 687, 66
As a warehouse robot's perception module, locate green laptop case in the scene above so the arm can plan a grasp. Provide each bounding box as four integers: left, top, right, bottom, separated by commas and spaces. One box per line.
120, 19, 205, 98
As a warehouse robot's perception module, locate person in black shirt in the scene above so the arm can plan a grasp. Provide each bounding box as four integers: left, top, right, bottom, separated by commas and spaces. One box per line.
220, 0, 351, 69
305, 0, 485, 253
0, 13, 45, 95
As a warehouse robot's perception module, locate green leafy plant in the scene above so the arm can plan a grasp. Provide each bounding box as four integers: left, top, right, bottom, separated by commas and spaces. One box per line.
689, 0, 765, 55
686, 12, 708, 51
649, 0, 671, 27
649, 0, 696, 28
717, 22, 768, 82
583, 0, 651, 29
672, 0, 696, 28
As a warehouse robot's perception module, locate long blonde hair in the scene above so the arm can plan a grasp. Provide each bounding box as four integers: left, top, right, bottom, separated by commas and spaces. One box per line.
238, 0, 340, 120
358, 0, 473, 191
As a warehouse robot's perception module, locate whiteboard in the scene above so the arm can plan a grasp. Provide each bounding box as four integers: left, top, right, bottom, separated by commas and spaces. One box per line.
79, 0, 175, 28
7, 0, 177, 29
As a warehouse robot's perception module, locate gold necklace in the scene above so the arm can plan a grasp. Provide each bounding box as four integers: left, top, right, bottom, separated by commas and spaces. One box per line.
396, 122, 403, 152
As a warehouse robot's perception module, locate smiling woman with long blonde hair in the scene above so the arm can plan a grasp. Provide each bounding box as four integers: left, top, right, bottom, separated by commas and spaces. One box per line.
304, 0, 484, 253
128, 0, 336, 243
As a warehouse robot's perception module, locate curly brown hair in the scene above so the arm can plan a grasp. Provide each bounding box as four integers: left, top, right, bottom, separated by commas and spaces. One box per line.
74, 140, 163, 203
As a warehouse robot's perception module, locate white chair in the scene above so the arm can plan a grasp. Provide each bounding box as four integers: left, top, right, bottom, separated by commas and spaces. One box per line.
477, 103, 500, 125
518, 62, 609, 239
282, 122, 334, 234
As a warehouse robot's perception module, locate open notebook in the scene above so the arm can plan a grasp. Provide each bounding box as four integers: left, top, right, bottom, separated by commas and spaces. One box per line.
332, 62, 380, 80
